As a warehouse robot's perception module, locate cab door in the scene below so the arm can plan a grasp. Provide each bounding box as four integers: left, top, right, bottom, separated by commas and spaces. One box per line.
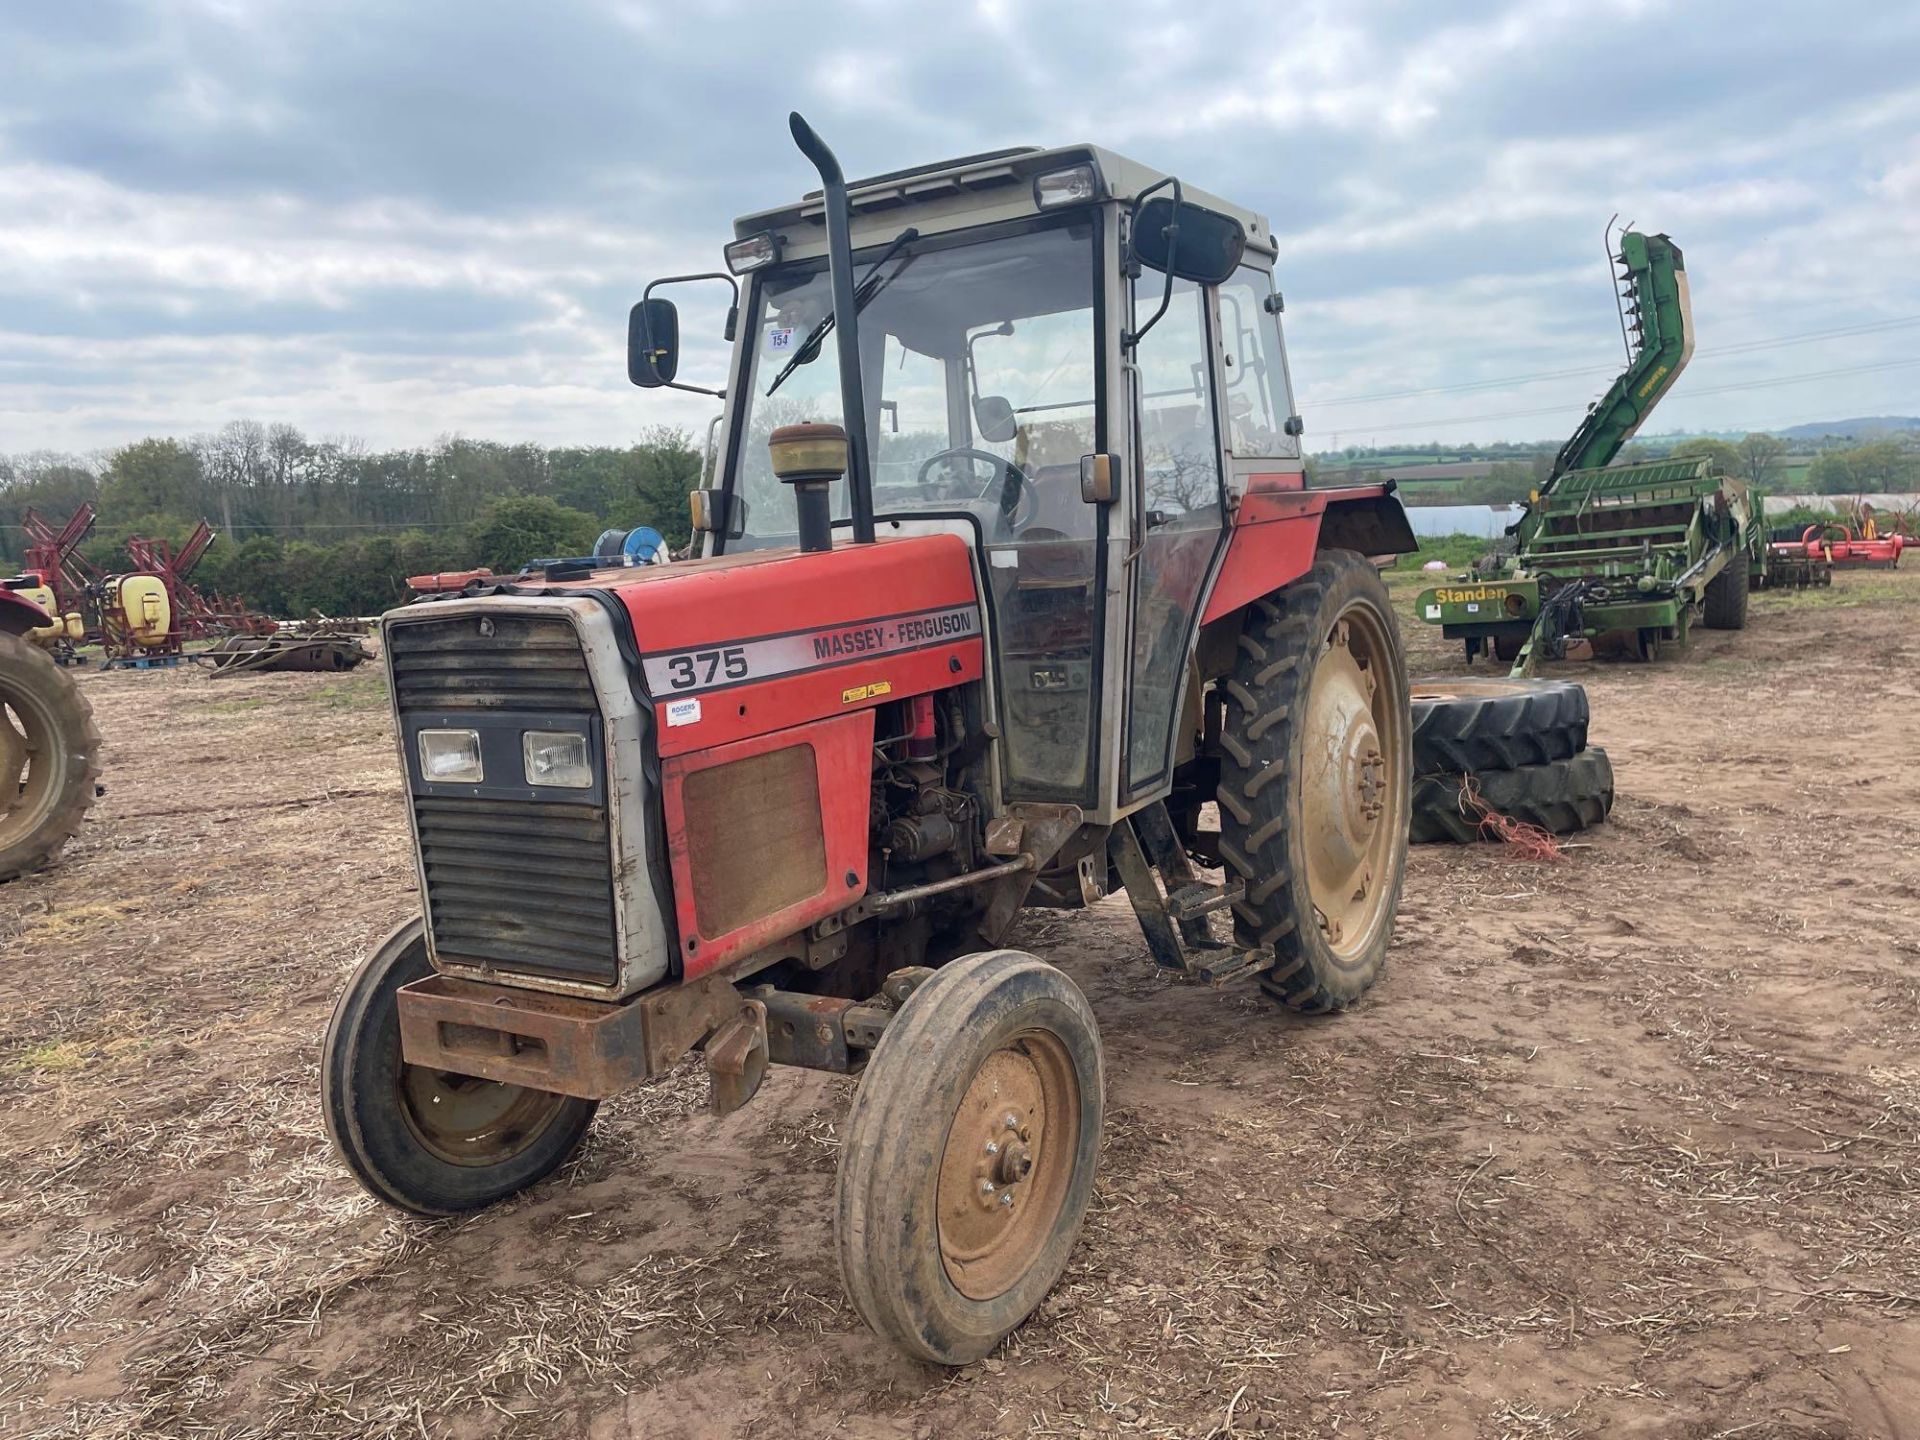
1121, 273, 1229, 799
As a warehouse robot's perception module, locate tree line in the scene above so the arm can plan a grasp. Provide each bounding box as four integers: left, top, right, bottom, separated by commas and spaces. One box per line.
1, 424, 704, 618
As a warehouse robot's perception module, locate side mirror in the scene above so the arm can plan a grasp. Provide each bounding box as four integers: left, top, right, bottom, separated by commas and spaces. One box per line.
1132, 196, 1245, 284
1079, 453, 1118, 504
973, 394, 1018, 445
628, 298, 680, 388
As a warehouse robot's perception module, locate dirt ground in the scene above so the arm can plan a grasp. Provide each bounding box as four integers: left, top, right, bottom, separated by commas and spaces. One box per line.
5, 566, 1919, 1440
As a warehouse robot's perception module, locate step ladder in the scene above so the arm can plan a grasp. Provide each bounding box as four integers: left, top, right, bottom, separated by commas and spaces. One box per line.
1108, 801, 1274, 985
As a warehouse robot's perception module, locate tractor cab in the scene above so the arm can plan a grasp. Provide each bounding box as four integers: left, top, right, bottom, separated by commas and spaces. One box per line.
631, 138, 1308, 825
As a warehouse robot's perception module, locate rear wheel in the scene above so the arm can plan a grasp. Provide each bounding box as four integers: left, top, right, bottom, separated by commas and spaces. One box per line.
1216, 552, 1411, 1014
0, 631, 102, 882
1702, 558, 1749, 630
322, 918, 597, 1216
836, 950, 1103, 1365
1492, 634, 1524, 665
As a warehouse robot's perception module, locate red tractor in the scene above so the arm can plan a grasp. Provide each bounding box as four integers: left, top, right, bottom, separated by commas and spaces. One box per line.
324, 116, 1417, 1363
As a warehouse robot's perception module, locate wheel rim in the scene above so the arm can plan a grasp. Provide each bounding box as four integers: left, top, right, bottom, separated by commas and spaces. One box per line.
1299, 601, 1407, 966
398, 1064, 570, 1169
936, 1030, 1081, 1301
0, 680, 65, 855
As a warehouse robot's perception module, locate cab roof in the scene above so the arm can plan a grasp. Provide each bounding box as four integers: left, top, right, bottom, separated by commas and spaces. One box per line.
733, 143, 1276, 262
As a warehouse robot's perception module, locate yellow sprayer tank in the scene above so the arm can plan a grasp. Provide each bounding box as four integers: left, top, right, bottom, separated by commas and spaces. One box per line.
15, 584, 82, 645
110, 574, 172, 647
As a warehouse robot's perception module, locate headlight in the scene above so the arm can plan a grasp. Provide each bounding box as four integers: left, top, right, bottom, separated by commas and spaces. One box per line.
1033, 164, 1099, 209
418, 728, 484, 784
724, 232, 781, 275
523, 730, 592, 789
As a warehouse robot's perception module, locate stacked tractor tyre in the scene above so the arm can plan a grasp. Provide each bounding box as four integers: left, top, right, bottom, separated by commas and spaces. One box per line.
1407, 677, 1614, 844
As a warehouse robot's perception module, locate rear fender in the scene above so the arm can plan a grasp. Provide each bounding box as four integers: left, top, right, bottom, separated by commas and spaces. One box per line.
0, 588, 52, 637
1200, 483, 1414, 628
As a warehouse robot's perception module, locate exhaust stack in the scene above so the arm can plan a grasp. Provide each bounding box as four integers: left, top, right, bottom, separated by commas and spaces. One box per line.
787, 112, 877, 546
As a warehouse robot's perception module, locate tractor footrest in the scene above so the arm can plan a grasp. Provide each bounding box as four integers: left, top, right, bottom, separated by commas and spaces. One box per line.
1110, 805, 1274, 985
1187, 944, 1274, 986
1166, 879, 1242, 923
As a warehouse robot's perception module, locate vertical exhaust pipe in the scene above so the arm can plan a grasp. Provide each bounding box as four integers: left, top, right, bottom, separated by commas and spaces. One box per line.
788, 112, 877, 545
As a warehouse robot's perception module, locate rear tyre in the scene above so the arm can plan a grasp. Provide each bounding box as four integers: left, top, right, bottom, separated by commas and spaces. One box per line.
1410, 748, 1614, 844
836, 950, 1103, 1365
322, 917, 597, 1216
1409, 677, 1588, 775
1492, 634, 1524, 665
1216, 552, 1411, 1014
0, 631, 103, 882
1702, 559, 1749, 630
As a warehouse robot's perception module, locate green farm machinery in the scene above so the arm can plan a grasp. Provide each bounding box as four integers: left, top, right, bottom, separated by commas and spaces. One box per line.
1416, 230, 1768, 673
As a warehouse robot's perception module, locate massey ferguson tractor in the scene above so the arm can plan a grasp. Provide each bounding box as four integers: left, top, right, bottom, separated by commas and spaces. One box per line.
324, 116, 1418, 1363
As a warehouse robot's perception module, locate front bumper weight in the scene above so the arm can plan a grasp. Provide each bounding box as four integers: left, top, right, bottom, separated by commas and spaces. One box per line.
395, 970, 743, 1100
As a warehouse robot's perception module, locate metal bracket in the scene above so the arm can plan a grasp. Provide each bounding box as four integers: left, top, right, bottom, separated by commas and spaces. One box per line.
980, 802, 1085, 944
705, 999, 769, 1116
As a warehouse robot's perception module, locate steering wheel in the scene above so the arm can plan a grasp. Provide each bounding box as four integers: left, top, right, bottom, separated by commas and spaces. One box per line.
916, 446, 1038, 529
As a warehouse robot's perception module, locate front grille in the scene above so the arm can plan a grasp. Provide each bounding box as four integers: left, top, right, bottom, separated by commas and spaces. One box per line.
413, 797, 618, 982
389, 612, 620, 986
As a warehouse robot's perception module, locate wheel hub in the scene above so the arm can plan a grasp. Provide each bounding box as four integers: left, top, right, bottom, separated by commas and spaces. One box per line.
936, 1035, 1079, 1301
0, 710, 27, 812
1298, 608, 1406, 964
0, 692, 56, 844
398, 1064, 567, 1169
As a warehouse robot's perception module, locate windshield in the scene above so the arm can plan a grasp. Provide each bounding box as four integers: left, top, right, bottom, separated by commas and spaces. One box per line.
723, 218, 1098, 549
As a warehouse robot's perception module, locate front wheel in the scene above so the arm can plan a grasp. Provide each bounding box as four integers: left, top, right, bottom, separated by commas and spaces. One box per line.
1216, 551, 1411, 1013
836, 950, 1104, 1365
321, 917, 597, 1216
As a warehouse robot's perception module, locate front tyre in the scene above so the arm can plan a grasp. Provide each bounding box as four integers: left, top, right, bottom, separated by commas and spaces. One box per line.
322, 917, 597, 1216
1217, 551, 1411, 1013
836, 950, 1104, 1365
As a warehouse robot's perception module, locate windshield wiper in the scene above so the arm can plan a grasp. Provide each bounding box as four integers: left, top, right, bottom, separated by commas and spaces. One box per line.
765, 226, 919, 396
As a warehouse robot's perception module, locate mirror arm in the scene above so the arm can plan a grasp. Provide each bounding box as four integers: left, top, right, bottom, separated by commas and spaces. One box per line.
637, 272, 740, 397
1121, 177, 1183, 352
643, 272, 740, 308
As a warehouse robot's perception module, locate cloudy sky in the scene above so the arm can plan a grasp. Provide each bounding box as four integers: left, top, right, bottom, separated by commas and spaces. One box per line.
3, 0, 1917, 456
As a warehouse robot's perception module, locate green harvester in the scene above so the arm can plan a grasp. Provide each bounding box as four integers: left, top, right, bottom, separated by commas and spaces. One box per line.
1416, 230, 1768, 674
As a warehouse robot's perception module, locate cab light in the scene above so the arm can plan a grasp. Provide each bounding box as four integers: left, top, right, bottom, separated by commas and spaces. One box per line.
724, 232, 781, 275
523, 730, 593, 789
1033, 164, 1099, 209
418, 729, 484, 784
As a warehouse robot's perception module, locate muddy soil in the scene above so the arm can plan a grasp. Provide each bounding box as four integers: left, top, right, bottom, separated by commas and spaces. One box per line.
4, 569, 1918, 1439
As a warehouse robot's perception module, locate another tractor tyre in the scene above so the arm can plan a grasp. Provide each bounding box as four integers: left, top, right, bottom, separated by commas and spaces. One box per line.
322, 917, 598, 1216
1702, 558, 1749, 630
836, 950, 1103, 1365
0, 630, 103, 882
1492, 634, 1524, 665
1216, 551, 1411, 1014
1410, 748, 1615, 844
1409, 677, 1589, 776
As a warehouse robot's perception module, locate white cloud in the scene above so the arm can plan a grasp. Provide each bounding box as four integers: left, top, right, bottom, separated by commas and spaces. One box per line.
1, 0, 1917, 456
